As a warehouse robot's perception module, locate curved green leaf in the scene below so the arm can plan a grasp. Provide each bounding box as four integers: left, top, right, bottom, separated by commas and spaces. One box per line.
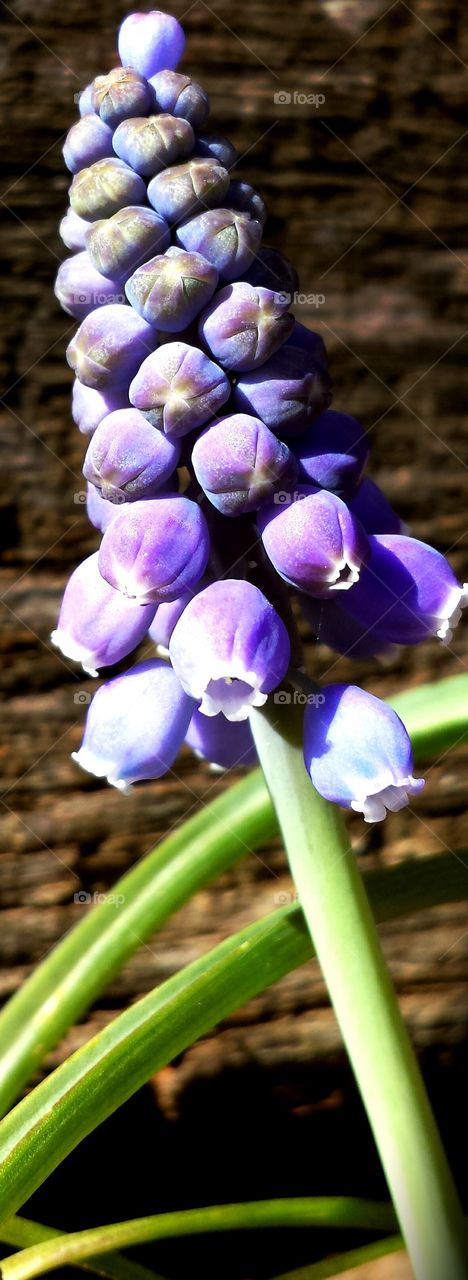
0, 1215, 164, 1280
0, 851, 467, 1223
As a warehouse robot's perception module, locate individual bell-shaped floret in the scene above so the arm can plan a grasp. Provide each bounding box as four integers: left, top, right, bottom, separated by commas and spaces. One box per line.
86, 206, 170, 282
198, 281, 294, 372
54, 252, 124, 320
176, 207, 262, 281
149, 69, 209, 129
129, 341, 230, 436
303, 683, 424, 822
78, 83, 95, 116
186, 708, 257, 769
72, 659, 195, 791
343, 533, 468, 644
59, 207, 89, 251
112, 113, 194, 177
192, 414, 298, 517
226, 180, 267, 226
293, 409, 369, 496
98, 494, 210, 603
67, 303, 158, 391
92, 66, 153, 128
83, 408, 180, 501
243, 246, 299, 302
258, 485, 369, 597
346, 476, 404, 534
118, 10, 186, 78
234, 344, 332, 435
63, 114, 114, 174
69, 158, 146, 222
194, 133, 237, 168
51, 552, 156, 676
299, 593, 396, 660
72, 380, 130, 435
169, 579, 291, 721
147, 158, 229, 224
86, 482, 121, 530
125, 245, 218, 331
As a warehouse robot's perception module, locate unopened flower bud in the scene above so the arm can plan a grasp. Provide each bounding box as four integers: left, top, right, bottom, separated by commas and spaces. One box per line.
199, 281, 294, 371
118, 11, 186, 78
86, 205, 170, 281
51, 552, 156, 675
63, 114, 113, 174
98, 494, 210, 602
83, 407, 180, 500
129, 340, 230, 436
92, 66, 153, 128
148, 158, 229, 223
149, 69, 209, 128
70, 157, 146, 222
176, 207, 262, 281
72, 380, 130, 435
112, 112, 194, 176
54, 252, 124, 320
192, 413, 298, 516
258, 485, 369, 596
67, 302, 158, 390
293, 409, 369, 496
234, 345, 332, 435
125, 245, 218, 330
194, 133, 237, 168
186, 708, 257, 768
227, 180, 267, 226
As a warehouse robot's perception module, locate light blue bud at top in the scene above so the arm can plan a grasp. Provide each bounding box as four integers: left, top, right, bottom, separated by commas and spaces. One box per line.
149, 69, 209, 129
67, 303, 158, 391
72, 659, 195, 791
169, 579, 291, 720
51, 552, 156, 676
343, 533, 468, 644
129, 341, 230, 436
303, 683, 424, 822
194, 133, 237, 168
86, 206, 170, 282
285, 322, 328, 373
125, 246, 218, 331
70, 158, 146, 222
59, 207, 89, 251
147, 158, 229, 224
72, 380, 130, 435
83, 407, 180, 500
86, 482, 121, 530
192, 414, 298, 517
234, 345, 332, 436
113, 113, 194, 177
118, 11, 186, 79
227, 180, 267, 227
176, 207, 262, 281
293, 409, 369, 496
299, 593, 396, 660
54, 252, 124, 320
92, 66, 153, 128
258, 485, 370, 597
198, 282, 294, 372
98, 494, 209, 602
186, 708, 257, 769
346, 476, 403, 534
243, 246, 298, 302
63, 114, 114, 174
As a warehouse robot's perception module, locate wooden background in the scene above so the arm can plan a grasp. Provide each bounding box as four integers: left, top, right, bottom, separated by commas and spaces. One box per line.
1, 0, 468, 1274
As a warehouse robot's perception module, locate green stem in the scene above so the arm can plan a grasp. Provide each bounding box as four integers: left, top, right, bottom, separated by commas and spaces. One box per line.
250, 701, 468, 1280
0, 1216, 164, 1280
270, 1234, 404, 1280
0, 1200, 396, 1279
0, 769, 274, 1118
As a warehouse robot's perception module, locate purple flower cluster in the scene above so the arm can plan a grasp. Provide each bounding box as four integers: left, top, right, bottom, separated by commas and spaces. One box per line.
54, 10, 467, 819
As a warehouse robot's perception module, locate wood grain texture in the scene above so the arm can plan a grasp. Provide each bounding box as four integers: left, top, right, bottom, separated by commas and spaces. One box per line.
1, 1, 468, 1263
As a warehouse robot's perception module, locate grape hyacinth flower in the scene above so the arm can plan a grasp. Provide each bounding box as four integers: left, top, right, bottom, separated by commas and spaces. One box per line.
303, 685, 424, 822
73, 660, 195, 791
169, 580, 291, 720
55, 8, 466, 825
83, 408, 180, 501
98, 494, 209, 602
51, 553, 156, 675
